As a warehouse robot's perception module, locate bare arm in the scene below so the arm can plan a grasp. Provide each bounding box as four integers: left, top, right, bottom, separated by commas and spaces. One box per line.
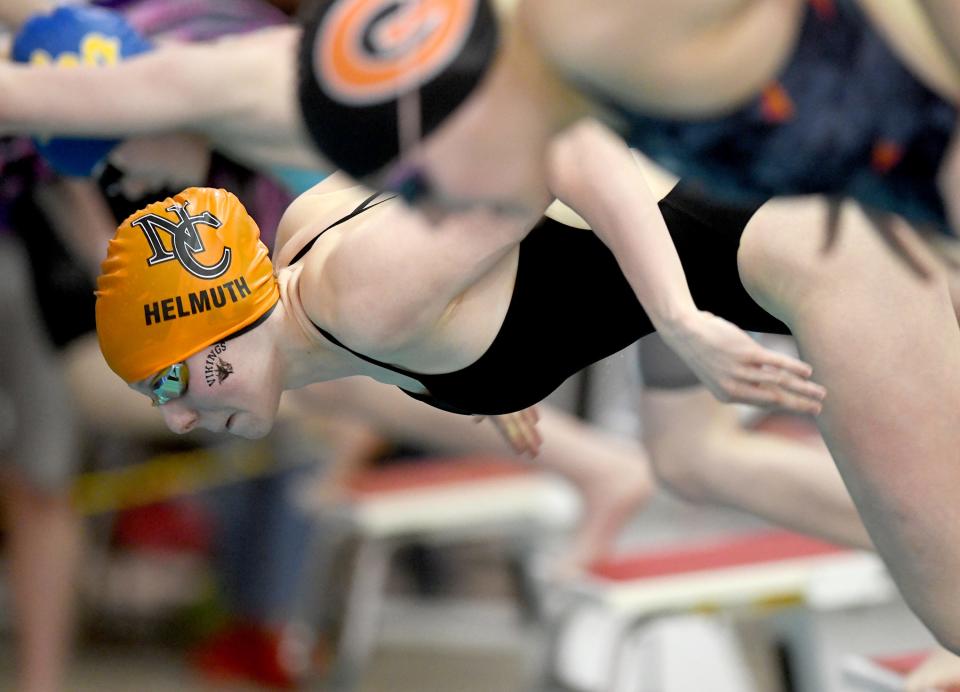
0, 27, 296, 138
546, 119, 825, 413
0, 45, 218, 137
0, 25, 318, 174
547, 119, 700, 331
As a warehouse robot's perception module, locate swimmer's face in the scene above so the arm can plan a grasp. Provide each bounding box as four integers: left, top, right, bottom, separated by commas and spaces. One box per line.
131, 330, 282, 440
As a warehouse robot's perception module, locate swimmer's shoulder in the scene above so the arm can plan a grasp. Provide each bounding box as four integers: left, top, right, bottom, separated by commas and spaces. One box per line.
273, 173, 390, 265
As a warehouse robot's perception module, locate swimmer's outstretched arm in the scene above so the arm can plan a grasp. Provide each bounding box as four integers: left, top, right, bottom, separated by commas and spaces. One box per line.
0, 26, 313, 167
546, 118, 826, 413
0, 42, 211, 136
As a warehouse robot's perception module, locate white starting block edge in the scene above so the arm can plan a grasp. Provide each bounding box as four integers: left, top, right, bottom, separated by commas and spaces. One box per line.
551, 546, 899, 692
552, 535, 912, 692
553, 607, 760, 692
346, 473, 580, 539
579, 550, 892, 617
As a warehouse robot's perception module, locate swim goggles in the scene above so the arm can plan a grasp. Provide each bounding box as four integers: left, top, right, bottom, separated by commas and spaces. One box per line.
148, 362, 189, 406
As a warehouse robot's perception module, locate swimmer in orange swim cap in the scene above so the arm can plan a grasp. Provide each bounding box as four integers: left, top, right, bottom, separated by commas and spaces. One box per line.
96, 175, 826, 442
96, 187, 282, 437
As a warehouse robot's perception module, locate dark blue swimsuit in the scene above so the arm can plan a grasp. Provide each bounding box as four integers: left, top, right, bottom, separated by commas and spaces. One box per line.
612, 0, 957, 231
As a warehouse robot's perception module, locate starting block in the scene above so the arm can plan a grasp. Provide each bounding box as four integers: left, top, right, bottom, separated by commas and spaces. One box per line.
344, 455, 577, 540
316, 455, 578, 690
546, 530, 928, 692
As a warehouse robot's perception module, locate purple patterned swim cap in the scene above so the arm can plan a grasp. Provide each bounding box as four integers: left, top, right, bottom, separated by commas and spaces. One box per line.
94, 0, 289, 42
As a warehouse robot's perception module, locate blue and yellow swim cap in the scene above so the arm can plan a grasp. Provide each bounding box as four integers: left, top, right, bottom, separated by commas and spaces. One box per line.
12, 5, 153, 176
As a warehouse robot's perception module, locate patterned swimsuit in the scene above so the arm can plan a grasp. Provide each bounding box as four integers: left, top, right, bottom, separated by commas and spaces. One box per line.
611, 0, 957, 231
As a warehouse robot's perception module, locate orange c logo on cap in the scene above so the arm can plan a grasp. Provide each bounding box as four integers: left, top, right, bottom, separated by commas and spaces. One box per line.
317, 0, 479, 105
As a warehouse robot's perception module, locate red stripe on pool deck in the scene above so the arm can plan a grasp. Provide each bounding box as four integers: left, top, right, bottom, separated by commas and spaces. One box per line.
588, 531, 847, 582
871, 652, 927, 676
346, 456, 530, 496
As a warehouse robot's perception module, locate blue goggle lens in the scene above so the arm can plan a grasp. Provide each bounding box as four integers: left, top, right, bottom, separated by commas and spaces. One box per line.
149, 362, 189, 406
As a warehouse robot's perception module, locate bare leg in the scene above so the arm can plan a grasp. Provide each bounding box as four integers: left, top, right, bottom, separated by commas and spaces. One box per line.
292, 379, 655, 566
738, 196, 960, 651
937, 121, 960, 239
527, 406, 655, 568
0, 238, 82, 692
641, 385, 872, 549
919, 230, 960, 319
637, 332, 872, 549
0, 472, 81, 692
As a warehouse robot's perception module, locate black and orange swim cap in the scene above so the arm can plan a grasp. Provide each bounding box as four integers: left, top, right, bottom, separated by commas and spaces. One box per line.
96, 188, 279, 383
297, 0, 499, 178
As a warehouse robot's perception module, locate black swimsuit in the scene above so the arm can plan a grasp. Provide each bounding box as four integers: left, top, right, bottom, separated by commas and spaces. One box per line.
292, 184, 788, 415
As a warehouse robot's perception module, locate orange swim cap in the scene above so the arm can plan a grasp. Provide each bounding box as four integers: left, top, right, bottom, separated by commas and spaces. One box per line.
96, 187, 280, 383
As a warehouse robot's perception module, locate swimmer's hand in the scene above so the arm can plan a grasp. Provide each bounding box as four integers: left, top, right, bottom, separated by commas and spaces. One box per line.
476, 407, 542, 458
106, 133, 211, 200
659, 310, 826, 415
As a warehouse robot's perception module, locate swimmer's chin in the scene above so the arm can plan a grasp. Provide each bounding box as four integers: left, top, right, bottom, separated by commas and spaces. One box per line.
230, 423, 273, 440
226, 414, 274, 440
234, 429, 270, 440
231, 423, 272, 440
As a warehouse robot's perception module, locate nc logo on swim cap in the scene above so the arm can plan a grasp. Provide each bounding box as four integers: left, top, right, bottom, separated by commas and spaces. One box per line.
317, 0, 480, 105
132, 202, 232, 280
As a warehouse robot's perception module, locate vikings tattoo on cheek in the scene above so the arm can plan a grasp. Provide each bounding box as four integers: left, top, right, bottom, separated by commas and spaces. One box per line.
203, 342, 234, 387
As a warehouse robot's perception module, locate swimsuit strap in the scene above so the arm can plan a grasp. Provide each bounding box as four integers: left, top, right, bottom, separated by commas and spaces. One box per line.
288, 191, 392, 265
287, 189, 419, 378
310, 319, 422, 378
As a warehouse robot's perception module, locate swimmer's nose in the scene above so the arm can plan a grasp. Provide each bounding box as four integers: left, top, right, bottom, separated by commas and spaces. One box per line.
160, 401, 199, 435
